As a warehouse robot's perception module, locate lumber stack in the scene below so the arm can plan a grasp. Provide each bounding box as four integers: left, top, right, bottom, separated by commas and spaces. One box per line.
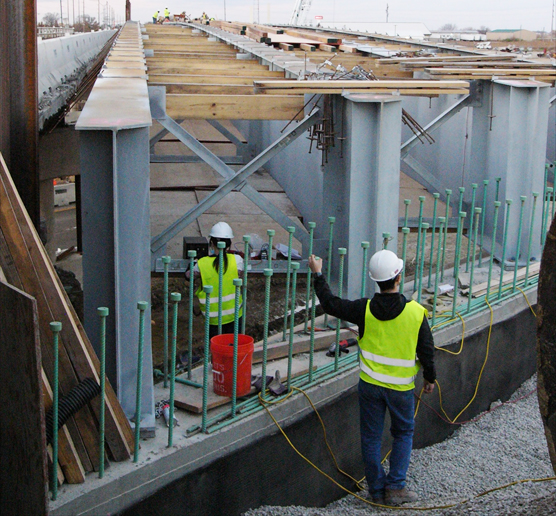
0, 153, 134, 485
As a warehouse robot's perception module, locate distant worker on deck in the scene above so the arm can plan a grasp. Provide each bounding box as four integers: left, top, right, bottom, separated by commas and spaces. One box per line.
187, 222, 244, 339
152, 10, 159, 23
309, 249, 436, 506
164, 7, 170, 20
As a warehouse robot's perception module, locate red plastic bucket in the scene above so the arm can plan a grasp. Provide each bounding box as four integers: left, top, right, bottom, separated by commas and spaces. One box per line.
210, 334, 254, 397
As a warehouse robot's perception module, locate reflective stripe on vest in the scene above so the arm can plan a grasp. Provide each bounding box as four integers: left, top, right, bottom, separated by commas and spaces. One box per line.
196, 254, 242, 325
358, 299, 426, 391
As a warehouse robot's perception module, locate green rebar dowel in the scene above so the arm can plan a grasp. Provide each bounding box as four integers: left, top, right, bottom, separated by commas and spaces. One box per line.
231, 278, 242, 417
417, 223, 429, 304
452, 211, 467, 318
542, 188, 554, 248
494, 177, 501, 202
324, 217, 335, 329
414, 196, 426, 293
261, 269, 273, 399
360, 241, 370, 298
511, 196, 526, 294
432, 217, 445, 327
553, 167, 556, 219
162, 255, 171, 388
201, 285, 213, 433
486, 202, 501, 301
216, 241, 226, 334
382, 232, 390, 250
457, 187, 465, 214
168, 293, 181, 447
97, 308, 108, 479
524, 193, 539, 288
287, 262, 300, 391
187, 250, 196, 379
282, 226, 296, 341
403, 199, 411, 228
308, 267, 318, 384
498, 200, 513, 300
50, 321, 62, 500
242, 236, 250, 336
400, 228, 410, 294
334, 248, 347, 372
465, 184, 478, 273
304, 222, 316, 333
267, 229, 275, 268
427, 193, 440, 288
134, 301, 148, 462
467, 208, 482, 313
440, 189, 452, 282
479, 180, 489, 267
540, 166, 548, 243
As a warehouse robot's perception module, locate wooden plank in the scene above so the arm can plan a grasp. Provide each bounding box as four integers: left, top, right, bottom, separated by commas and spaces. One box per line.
377, 55, 516, 65
166, 94, 305, 120
148, 67, 284, 77
319, 43, 338, 52
146, 58, 265, 70
279, 42, 294, 51
284, 29, 341, 44
0, 154, 134, 463
0, 280, 48, 515
163, 83, 255, 95
462, 262, 541, 298
300, 43, 316, 52
338, 44, 360, 53
426, 68, 556, 75
148, 73, 284, 84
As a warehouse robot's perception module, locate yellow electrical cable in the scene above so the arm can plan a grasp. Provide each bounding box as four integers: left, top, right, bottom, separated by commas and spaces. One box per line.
432, 312, 465, 355
516, 286, 537, 318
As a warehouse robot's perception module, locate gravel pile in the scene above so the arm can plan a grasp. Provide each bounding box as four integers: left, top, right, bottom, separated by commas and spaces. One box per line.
245, 375, 556, 515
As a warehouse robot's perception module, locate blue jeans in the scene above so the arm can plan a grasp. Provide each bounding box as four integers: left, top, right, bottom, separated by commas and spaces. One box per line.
358, 379, 415, 497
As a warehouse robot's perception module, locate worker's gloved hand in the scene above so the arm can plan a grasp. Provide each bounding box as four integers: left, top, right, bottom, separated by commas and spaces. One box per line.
423, 380, 435, 394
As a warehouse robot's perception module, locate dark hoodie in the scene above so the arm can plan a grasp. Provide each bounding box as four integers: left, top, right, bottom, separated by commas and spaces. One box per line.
313, 273, 436, 384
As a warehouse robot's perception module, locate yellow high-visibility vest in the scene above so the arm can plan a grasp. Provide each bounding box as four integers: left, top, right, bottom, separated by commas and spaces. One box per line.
196, 255, 242, 325
164, 8, 170, 17
358, 299, 426, 391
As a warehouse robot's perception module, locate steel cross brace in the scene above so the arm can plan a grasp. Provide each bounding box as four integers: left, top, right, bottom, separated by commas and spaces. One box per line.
149, 93, 319, 254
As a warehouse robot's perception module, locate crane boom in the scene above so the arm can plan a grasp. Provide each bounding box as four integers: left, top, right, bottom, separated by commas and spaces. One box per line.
289, 0, 312, 26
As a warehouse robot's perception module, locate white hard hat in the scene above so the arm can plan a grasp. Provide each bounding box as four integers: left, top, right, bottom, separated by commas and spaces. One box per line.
209, 221, 234, 239
369, 250, 404, 282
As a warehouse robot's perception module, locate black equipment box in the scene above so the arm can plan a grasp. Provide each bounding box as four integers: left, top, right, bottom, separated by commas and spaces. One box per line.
183, 236, 209, 259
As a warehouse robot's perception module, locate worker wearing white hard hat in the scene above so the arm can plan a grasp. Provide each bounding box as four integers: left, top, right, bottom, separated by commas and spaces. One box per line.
187, 222, 244, 339
308, 248, 435, 505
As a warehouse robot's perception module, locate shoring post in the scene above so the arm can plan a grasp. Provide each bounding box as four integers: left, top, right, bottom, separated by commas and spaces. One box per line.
498, 200, 513, 300
479, 180, 489, 267
440, 189, 452, 281
432, 217, 445, 327
452, 211, 467, 318
360, 241, 370, 298
217, 241, 226, 334
382, 232, 390, 250
187, 250, 197, 379
201, 285, 213, 432
50, 321, 62, 500
162, 255, 171, 387
168, 293, 181, 447
334, 248, 347, 372
324, 217, 335, 328
494, 177, 502, 202
417, 222, 429, 303
403, 199, 411, 228
467, 208, 482, 313
242, 236, 250, 335
261, 269, 273, 399
282, 226, 296, 341
427, 193, 440, 288
511, 196, 527, 293
304, 222, 316, 333
400, 228, 410, 294
267, 229, 275, 268
465, 184, 478, 273
486, 201, 501, 300
133, 301, 148, 462
524, 193, 539, 288
231, 278, 242, 417
287, 263, 300, 391
97, 308, 108, 479
414, 196, 426, 293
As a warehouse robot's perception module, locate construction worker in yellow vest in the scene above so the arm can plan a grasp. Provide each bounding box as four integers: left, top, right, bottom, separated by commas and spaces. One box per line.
164, 7, 170, 20
152, 10, 159, 23
189, 222, 244, 339
309, 249, 436, 506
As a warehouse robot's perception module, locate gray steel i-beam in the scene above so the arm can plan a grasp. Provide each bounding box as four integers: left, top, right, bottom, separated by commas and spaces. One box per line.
149, 86, 317, 255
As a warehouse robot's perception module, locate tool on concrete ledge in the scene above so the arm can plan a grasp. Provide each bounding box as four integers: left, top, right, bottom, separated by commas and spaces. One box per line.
251, 374, 274, 393
326, 338, 357, 357
268, 370, 287, 396
155, 399, 179, 428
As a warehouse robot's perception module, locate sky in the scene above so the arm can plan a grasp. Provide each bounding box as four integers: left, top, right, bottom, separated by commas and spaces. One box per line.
37, 1, 554, 32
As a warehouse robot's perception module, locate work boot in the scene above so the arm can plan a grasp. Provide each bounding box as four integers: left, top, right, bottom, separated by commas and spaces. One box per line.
370, 490, 385, 505
385, 487, 418, 505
